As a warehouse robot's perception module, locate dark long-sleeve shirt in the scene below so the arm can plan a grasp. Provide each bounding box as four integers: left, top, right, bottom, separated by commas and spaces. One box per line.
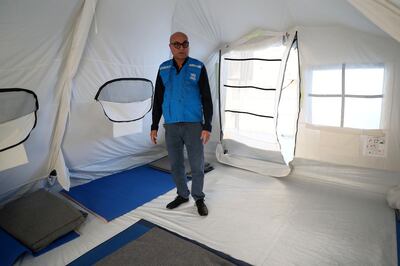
151, 58, 213, 132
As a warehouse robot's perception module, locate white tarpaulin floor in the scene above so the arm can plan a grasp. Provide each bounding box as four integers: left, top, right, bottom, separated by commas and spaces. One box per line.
16, 159, 396, 266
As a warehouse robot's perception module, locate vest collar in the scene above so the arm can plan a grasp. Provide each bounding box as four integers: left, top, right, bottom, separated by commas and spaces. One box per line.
172, 57, 189, 71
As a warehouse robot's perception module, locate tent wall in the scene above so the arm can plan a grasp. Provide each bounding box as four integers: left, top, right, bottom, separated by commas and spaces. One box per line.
172, 0, 400, 172
171, 0, 392, 145
0, 0, 82, 201
296, 26, 400, 171
63, 0, 177, 179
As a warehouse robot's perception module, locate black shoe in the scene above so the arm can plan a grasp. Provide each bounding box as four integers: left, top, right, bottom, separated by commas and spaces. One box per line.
166, 196, 189, 209
196, 199, 208, 216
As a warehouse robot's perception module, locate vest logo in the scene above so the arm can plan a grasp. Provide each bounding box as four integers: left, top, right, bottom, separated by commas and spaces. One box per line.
190, 73, 197, 81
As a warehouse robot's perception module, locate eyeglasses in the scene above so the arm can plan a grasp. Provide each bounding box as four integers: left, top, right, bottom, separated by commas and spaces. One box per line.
170, 41, 189, 49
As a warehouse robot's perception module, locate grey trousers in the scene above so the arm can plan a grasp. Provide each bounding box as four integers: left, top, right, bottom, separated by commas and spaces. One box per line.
164, 122, 205, 201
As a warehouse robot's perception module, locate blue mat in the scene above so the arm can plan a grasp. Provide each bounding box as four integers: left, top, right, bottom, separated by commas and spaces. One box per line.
0, 228, 79, 266
0, 228, 29, 266
69, 220, 151, 266
69, 220, 250, 266
63, 165, 176, 221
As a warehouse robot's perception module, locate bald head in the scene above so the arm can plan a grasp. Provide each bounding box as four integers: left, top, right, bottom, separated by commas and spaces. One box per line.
170, 32, 188, 43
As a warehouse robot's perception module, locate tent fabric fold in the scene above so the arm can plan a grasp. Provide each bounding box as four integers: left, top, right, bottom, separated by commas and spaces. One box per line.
47, 0, 98, 191
348, 0, 400, 43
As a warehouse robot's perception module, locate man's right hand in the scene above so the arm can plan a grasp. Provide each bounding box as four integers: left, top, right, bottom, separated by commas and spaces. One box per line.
150, 130, 158, 144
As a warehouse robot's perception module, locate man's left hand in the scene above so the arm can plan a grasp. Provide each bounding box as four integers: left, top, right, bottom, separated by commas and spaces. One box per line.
200, 130, 211, 144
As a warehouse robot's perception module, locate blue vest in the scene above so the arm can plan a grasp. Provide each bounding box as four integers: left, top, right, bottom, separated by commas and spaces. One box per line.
159, 57, 203, 124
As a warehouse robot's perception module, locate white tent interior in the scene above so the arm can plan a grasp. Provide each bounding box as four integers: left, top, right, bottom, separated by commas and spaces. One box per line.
1, 0, 400, 265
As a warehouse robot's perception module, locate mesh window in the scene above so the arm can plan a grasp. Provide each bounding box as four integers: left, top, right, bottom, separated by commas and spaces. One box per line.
0, 89, 38, 152
95, 78, 153, 122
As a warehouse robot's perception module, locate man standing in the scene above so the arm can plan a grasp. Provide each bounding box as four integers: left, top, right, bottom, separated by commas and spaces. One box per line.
150, 32, 213, 216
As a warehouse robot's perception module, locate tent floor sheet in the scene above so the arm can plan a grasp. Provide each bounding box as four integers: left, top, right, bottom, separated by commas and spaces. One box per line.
15, 162, 396, 266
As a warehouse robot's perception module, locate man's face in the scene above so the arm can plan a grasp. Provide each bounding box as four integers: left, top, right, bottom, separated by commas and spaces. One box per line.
169, 33, 189, 61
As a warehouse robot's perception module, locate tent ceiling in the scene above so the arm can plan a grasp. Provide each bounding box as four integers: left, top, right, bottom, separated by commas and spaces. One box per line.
172, 0, 391, 61
285, 0, 387, 36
